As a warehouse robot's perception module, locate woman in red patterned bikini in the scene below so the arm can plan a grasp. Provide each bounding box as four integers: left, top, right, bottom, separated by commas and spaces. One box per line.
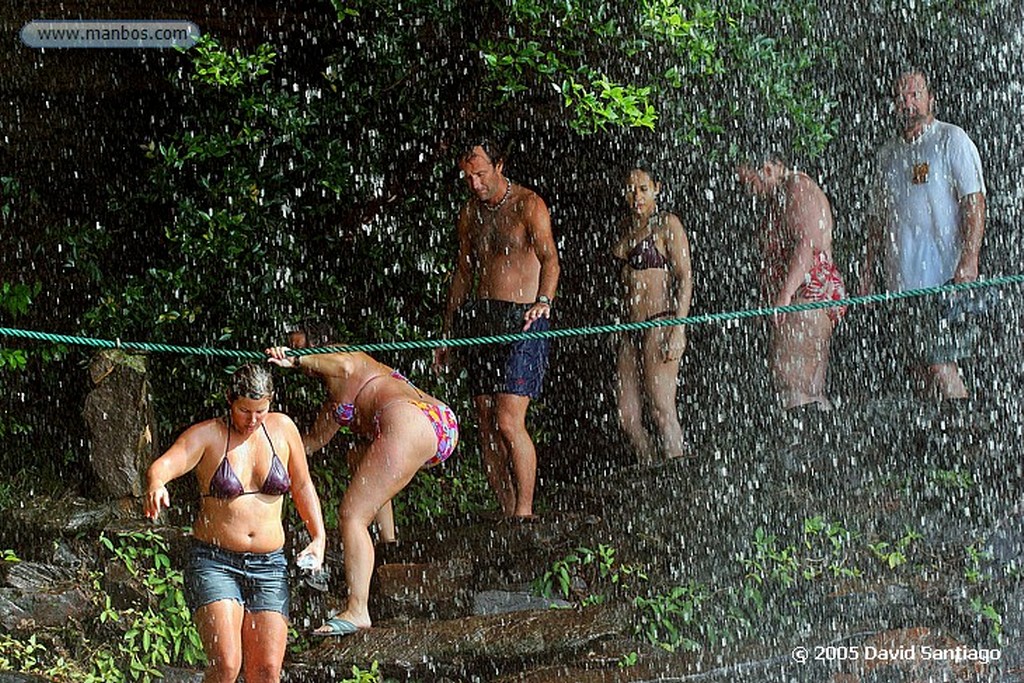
611, 166, 694, 464
738, 152, 847, 413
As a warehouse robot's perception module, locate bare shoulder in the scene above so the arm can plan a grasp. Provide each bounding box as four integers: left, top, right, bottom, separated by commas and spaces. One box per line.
186, 416, 225, 437
662, 211, 685, 232
517, 185, 549, 217
661, 212, 689, 241
174, 416, 225, 452
266, 411, 297, 426
313, 350, 354, 377
788, 172, 826, 202
265, 412, 300, 434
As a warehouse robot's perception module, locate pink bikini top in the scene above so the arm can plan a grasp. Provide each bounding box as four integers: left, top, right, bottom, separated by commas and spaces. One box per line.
204, 423, 291, 499
333, 370, 410, 428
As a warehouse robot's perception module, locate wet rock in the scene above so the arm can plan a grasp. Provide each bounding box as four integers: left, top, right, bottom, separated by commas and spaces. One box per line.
154, 667, 203, 683
986, 583, 1024, 675
825, 580, 937, 634
473, 589, 573, 616
371, 557, 475, 621
294, 604, 632, 682
830, 627, 996, 682
48, 539, 93, 569
0, 674, 53, 683
2, 496, 139, 559
980, 498, 1024, 578
3, 561, 76, 591
100, 559, 152, 612
400, 512, 606, 591
0, 561, 97, 632
82, 350, 157, 500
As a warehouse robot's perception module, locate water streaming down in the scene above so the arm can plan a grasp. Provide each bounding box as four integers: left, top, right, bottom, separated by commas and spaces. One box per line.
1, 2, 1024, 681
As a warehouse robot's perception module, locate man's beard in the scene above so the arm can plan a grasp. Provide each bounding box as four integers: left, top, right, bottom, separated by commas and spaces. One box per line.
899, 109, 925, 133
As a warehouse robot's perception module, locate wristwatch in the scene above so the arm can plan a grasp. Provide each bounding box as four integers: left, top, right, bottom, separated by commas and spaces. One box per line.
536, 295, 553, 307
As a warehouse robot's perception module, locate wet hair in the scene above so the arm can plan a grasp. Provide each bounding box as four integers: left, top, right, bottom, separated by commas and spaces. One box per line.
624, 163, 664, 185
457, 137, 507, 167
735, 135, 789, 169
227, 363, 274, 402
897, 67, 932, 93
730, 108, 796, 169
288, 318, 336, 348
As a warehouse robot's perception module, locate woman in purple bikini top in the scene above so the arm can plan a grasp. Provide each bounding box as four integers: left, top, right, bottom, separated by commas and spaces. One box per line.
204, 422, 292, 498
609, 166, 694, 464
142, 363, 327, 682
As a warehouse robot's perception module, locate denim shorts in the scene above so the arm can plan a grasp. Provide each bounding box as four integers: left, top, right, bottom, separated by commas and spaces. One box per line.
185, 541, 290, 619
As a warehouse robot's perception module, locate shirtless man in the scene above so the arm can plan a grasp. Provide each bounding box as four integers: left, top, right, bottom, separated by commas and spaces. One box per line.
434, 139, 560, 519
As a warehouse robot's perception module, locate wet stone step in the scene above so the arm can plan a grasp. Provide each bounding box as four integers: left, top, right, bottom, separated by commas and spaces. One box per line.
291, 604, 633, 682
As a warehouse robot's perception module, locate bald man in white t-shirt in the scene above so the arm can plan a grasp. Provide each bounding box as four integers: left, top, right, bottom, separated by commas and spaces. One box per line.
863, 70, 986, 400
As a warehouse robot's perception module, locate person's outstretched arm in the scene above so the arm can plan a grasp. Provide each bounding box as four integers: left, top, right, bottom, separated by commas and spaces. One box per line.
144, 423, 207, 520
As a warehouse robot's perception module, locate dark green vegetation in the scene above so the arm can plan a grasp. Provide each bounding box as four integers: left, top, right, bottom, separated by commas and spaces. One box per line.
1, 0, 857, 516
0, 0, 1019, 679
2, 0, 1008, 506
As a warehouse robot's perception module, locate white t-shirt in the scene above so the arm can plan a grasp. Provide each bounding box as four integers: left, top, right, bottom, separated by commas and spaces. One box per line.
874, 120, 985, 291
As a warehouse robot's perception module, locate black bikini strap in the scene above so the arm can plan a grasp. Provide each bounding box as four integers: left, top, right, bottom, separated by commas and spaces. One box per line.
261, 422, 277, 458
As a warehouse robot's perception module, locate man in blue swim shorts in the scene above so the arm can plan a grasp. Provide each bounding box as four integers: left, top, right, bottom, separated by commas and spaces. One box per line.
434, 138, 560, 520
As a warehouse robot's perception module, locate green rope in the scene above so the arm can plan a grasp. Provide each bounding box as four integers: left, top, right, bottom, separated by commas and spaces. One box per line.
1, 275, 1020, 358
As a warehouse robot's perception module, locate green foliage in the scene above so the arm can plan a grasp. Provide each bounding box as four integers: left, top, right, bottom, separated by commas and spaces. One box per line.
1, 175, 20, 219
88, 35, 312, 346
930, 467, 974, 489
964, 543, 992, 584
0, 281, 39, 374
800, 515, 861, 580
337, 661, 397, 683
738, 527, 800, 588
474, 0, 836, 152
618, 650, 639, 668
738, 518, 862, 588
634, 583, 706, 651
189, 35, 277, 88
868, 527, 922, 570
0, 633, 81, 679
534, 544, 647, 605
0, 281, 39, 318
532, 520, 866, 655
634, 517, 861, 653
0, 281, 68, 446
392, 465, 494, 527
969, 596, 1003, 644
87, 530, 205, 682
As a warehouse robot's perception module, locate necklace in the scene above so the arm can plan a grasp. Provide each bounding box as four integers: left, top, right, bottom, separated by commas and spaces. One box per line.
484, 179, 512, 212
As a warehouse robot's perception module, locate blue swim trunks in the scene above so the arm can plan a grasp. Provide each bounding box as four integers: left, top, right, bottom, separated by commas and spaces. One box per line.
455, 299, 550, 399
